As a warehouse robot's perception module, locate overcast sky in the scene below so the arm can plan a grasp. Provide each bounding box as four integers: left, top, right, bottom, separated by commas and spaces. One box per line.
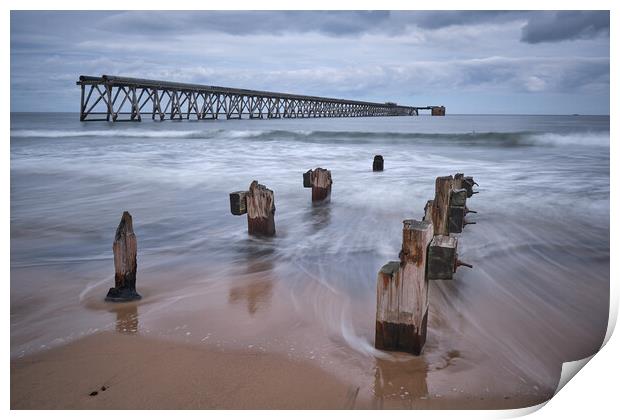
10, 10, 610, 114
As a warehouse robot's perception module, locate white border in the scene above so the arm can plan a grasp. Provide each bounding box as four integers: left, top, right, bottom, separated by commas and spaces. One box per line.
3, 2, 616, 419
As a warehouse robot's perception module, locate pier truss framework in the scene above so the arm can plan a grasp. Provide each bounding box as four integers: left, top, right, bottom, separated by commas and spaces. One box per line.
77, 75, 441, 122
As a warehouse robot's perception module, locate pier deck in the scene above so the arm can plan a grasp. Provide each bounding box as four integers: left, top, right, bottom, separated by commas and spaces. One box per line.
77, 75, 444, 122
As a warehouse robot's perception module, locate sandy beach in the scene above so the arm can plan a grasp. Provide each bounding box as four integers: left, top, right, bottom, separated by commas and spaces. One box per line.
11, 331, 551, 409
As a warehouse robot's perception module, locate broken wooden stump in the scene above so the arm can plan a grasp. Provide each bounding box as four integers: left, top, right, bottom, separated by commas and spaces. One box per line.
427, 235, 472, 281
106, 211, 141, 302
373, 155, 384, 171
230, 181, 276, 236
375, 219, 433, 355
247, 181, 276, 236
303, 168, 332, 202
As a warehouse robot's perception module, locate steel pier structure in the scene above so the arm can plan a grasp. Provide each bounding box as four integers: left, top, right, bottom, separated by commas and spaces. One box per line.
77, 75, 444, 122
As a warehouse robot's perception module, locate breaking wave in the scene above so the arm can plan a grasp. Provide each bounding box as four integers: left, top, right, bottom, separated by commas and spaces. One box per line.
10, 128, 609, 148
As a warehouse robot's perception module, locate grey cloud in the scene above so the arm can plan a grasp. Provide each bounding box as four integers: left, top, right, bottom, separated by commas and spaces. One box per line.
521, 11, 609, 43
98, 11, 531, 37
404, 11, 522, 29
98, 11, 392, 37
66, 57, 607, 98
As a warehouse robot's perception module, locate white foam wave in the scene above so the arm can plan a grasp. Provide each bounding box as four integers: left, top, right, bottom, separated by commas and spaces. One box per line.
529, 132, 609, 147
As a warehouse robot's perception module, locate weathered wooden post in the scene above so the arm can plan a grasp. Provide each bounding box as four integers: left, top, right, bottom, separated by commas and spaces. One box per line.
427, 236, 472, 280
303, 170, 313, 188
423, 199, 434, 223
430, 176, 453, 236
229, 190, 248, 215
454, 173, 478, 198
303, 168, 332, 202
375, 219, 433, 355
229, 181, 276, 236
453, 173, 464, 189
373, 155, 384, 171
448, 188, 469, 234
106, 211, 141, 302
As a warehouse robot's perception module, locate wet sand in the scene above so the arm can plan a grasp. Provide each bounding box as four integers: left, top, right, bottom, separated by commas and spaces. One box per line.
10, 331, 550, 410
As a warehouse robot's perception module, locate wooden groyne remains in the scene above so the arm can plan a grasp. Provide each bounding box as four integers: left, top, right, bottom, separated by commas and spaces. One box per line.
376, 173, 478, 354
76, 75, 445, 121
105, 157, 476, 357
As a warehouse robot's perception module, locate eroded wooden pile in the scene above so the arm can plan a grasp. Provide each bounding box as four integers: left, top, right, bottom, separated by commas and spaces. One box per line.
229, 180, 276, 236
375, 220, 433, 355
303, 168, 333, 202
106, 211, 141, 302
376, 172, 479, 354
373, 155, 384, 171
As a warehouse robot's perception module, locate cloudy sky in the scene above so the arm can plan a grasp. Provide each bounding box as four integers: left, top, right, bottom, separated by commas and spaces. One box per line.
10, 10, 610, 114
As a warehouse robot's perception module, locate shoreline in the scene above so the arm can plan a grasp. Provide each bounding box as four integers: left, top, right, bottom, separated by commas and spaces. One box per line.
11, 331, 552, 410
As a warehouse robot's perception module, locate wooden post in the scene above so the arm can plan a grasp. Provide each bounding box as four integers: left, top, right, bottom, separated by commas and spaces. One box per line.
427, 235, 472, 280
447, 188, 467, 233
303, 170, 313, 188
106, 211, 141, 302
455, 173, 478, 197
423, 200, 434, 223
463, 176, 478, 197
453, 173, 464, 189
430, 176, 453, 236
375, 219, 433, 355
229, 191, 248, 215
448, 205, 466, 233
451, 188, 467, 207
303, 168, 332, 202
246, 181, 276, 236
427, 236, 458, 280
373, 155, 384, 171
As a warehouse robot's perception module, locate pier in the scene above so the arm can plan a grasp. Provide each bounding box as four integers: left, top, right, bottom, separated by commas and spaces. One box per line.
76, 75, 444, 122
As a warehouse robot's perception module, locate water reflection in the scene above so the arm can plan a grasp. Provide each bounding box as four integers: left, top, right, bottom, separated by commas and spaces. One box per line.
308, 202, 331, 231
229, 279, 273, 315
373, 357, 428, 409
228, 247, 275, 315
110, 304, 139, 334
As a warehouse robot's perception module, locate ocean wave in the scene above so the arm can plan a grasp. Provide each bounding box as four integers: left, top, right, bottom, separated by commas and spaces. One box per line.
10, 128, 609, 147
10, 129, 211, 139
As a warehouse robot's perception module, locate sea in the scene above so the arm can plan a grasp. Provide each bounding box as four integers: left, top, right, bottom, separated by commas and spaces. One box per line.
10, 112, 610, 403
